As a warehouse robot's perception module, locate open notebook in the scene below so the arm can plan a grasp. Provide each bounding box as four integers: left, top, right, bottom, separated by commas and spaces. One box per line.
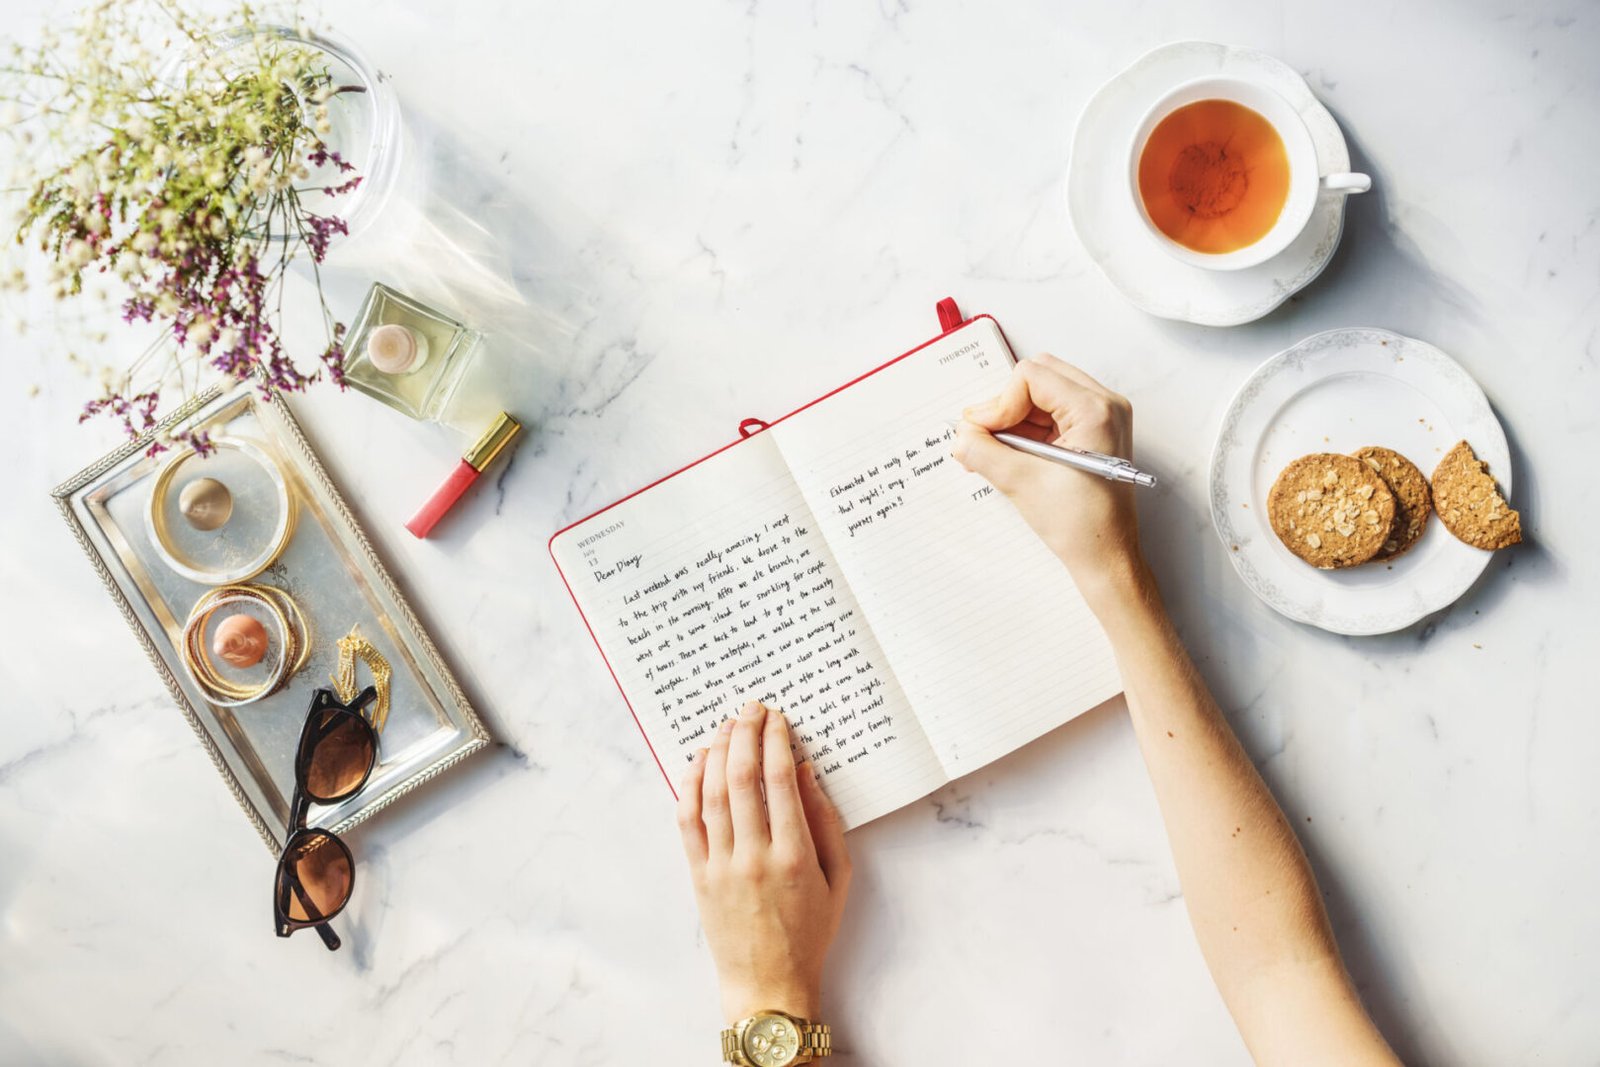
550, 304, 1122, 829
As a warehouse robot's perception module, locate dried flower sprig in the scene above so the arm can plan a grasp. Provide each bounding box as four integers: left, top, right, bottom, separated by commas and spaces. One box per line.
1, 0, 362, 453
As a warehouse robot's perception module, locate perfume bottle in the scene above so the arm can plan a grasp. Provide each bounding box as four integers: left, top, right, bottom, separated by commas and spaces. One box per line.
342, 283, 482, 421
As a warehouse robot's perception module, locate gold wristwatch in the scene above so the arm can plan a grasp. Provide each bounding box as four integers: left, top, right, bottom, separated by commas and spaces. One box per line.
720, 1010, 832, 1065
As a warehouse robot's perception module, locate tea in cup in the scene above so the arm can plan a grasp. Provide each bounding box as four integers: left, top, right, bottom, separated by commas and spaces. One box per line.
1129, 77, 1370, 270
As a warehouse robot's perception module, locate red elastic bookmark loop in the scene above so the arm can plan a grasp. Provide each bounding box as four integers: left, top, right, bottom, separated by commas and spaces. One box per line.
738, 418, 769, 439
936, 297, 963, 332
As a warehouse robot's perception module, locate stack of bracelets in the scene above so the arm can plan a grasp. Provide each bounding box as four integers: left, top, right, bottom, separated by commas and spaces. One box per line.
180, 584, 311, 707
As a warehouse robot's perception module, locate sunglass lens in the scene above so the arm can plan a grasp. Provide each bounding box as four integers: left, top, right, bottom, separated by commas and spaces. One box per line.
281, 831, 353, 922
303, 710, 375, 802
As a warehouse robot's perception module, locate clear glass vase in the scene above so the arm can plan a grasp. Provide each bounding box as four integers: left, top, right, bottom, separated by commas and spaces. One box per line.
207, 25, 404, 245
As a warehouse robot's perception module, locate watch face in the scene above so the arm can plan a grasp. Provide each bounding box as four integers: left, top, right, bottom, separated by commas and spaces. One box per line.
742, 1013, 803, 1066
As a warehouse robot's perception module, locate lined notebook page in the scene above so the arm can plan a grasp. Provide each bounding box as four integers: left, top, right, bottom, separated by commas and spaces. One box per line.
550, 431, 947, 829
773, 320, 1123, 778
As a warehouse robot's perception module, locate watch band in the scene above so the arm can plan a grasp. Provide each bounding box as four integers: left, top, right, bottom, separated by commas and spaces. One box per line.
720, 1015, 832, 1063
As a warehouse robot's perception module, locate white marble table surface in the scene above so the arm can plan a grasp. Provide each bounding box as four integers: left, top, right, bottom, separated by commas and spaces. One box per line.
3, 1, 1597, 1063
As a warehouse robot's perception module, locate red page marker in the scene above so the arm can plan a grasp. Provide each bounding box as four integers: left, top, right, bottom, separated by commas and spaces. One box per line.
406, 412, 522, 539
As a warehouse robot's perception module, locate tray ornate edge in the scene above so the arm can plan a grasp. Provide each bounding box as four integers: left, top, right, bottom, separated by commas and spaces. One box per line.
51, 382, 492, 854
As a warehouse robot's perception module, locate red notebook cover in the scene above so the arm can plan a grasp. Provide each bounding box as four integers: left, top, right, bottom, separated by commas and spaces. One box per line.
548, 298, 1014, 797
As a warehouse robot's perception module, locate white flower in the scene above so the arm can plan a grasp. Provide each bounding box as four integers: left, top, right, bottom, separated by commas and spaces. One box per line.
130, 231, 158, 253
152, 144, 172, 168
113, 252, 140, 280
0, 102, 20, 126
206, 169, 226, 188
124, 115, 149, 140
84, 212, 107, 235
154, 290, 178, 316
70, 161, 96, 198
157, 208, 179, 232
64, 238, 94, 268
188, 316, 215, 347
218, 326, 240, 351
243, 145, 266, 165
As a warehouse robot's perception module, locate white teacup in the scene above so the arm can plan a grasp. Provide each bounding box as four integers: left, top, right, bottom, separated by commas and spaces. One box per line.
1128, 77, 1370, 271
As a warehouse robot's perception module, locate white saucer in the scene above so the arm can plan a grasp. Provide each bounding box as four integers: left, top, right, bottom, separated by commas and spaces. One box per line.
1067, 41, 1357, 327
1209, 328, 1511, 636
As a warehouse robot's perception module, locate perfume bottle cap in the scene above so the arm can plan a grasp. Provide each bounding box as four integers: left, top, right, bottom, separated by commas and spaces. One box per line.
368, 323, 426, 374
464, 412, 522, 471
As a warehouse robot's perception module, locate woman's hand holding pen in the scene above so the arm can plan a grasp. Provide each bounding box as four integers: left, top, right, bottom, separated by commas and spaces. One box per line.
953, 355, 1148, 611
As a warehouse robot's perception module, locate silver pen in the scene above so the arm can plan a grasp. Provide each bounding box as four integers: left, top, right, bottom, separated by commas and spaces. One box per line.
948, 421, 1157, 488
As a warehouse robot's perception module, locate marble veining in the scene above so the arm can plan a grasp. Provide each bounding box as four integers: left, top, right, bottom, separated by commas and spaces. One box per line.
2, 0, 1597, 1064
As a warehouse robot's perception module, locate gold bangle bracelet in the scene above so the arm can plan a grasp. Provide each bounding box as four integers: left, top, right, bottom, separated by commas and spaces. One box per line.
183, 589, 291, 704
180, 583, 309, 707
146, 436, 297, 586
255, 584, 312, 675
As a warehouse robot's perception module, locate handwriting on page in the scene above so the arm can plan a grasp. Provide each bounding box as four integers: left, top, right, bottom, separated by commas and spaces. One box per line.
602, 510, 902, 775
827, 425, 958, 537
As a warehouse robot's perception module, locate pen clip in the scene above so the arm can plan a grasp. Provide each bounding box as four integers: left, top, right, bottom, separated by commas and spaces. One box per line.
1067, 446, 1129, 467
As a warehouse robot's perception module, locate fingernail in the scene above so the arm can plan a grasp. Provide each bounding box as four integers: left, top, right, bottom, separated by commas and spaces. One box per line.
694, 747, 708, 762
742, 701, 763, 719
719, 719, 735, 735
799, 761, 816, 781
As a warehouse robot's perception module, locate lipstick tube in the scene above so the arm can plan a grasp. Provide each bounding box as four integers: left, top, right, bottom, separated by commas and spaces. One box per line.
405, 412, 522, 539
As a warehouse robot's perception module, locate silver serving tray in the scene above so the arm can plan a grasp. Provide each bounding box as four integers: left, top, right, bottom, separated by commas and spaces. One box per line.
53, 381, 490, 853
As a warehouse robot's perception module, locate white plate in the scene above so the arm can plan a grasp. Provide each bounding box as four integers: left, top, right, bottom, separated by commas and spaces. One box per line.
1066, 41, 1356, 326
1210, 328, 1511, 635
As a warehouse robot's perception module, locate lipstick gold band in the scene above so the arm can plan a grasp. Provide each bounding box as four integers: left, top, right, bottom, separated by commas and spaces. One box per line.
464, 412, 522, 471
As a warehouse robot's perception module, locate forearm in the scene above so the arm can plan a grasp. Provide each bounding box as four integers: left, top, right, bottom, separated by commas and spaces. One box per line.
1092, 559, 1336, 972
1082, 558, 1393, 1063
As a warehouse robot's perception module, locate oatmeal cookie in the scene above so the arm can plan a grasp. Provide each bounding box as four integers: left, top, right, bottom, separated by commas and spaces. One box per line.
1431, 440, 1521, 550
1267, 453, 1397, 569
1352, 446, 1433, 561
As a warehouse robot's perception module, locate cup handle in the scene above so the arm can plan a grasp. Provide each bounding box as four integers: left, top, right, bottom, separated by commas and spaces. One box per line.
1322, 172, 1372, 195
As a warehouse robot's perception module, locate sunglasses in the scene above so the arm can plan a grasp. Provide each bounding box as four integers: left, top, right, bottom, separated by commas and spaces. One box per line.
274, 686, 379, 950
